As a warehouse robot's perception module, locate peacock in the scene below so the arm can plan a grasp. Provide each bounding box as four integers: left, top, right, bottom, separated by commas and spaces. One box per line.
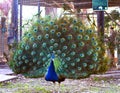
45, 52, 65, 92
9, 14, 110, 83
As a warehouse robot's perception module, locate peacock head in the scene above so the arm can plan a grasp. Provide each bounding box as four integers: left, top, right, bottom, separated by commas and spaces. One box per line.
51, 52, 55, 60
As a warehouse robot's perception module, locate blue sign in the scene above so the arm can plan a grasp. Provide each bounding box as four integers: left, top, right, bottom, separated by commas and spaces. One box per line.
92, 0, 108, 11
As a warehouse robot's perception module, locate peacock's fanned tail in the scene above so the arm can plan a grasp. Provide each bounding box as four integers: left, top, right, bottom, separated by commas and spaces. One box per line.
9, 15, 109, 79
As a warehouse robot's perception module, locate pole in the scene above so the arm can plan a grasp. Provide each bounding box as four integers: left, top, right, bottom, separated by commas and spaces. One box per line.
97, 11, 104, 42
38, 2, 40, 18
20, 0, 23, 40
1, 17, 6, 57
11, 0, 18, 42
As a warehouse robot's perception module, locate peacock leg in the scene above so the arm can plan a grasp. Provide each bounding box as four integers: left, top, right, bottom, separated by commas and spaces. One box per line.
53, 82, 56, 93
58, 83, 61, 93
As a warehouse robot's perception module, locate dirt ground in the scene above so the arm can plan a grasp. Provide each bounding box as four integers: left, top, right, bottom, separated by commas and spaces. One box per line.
0, 74, 120, 93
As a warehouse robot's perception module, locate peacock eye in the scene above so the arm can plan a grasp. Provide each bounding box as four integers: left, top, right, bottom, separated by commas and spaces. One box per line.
91, 37, 95, 41
21, 43, 25, 48
75, 58, 80, 62
73, 19, 77, 24
50, 29, 55, 34
84, 35, 89, 40
80, 53, 85, 58
40, 20, 44, 24
33, 43, 37, 48
87, 50, 92, 55
71, 44, 76, 49
96, 47, 101, 51
45, 26, 49, 31
64, 64, 68, 68
54, 25, 58, 29
33, 28, 38, 33
77, 34, 82, 40
47, 54, 51, 58
71, 63, 75, 66
70, 51, 76, 56
31, 51, 36, 56
49, 46, 54, 51
89, 65, 94, 69
87, 29, 93, 34
63, 46, 67, 50
92, 57, 98, 61
57, 50, 61, 54
30, 37, 35, 41
79, 29, 83, 33
66, 57, 71, 61
78, 42, 84, 47
72, 70, 75, 74
25, 59, 29, 64
25, 45, 30, 50
60, 23, 65, 27
37, 61, 41, 65
83, 63, 87, 67
73, 26, 78, 32
61, 61, 65, 65
39, 52, 44, 56
13, 55, 17, 61
45, 34, 49, 39
37, 35, 42, 40
60, 38, 65, 43
93, 52, 98, 57
62, 53, 66, 57
18, 61, 23, 65
22, 55, 26, 60
18, 50, 22, 54
33, 58, 37, 63
56, 32, 61, 37
49, 21, 54, 25
37, 19, 40, 23
92, 41, 98, 46
82, 72, 88, 77
67, 34, 72, 40
18, 56, 21, 60
27, 33, 32, 37
54, 43, 58, 48
50, 39, 55, 44
78, 67, 82, 71
42, 57, 47, 61
62, 28, 66, 33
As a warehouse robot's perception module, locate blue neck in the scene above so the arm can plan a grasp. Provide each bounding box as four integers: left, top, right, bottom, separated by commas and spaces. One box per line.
45, 60, 58, 82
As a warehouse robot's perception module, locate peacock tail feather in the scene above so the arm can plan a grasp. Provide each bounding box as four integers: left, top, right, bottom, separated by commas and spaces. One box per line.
9, 15, 110, 79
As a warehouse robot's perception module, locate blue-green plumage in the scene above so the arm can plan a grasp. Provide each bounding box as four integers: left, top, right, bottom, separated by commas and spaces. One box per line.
10, 15, 109, 79
45, 60, 58, 82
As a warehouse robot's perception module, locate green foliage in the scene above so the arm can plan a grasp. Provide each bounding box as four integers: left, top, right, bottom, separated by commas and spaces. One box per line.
104, 9, 120, 66
13, 86, 50, 93
0, 82, 50, 93
9, 14, 109, 79
96, 54, 111, 73
105, 10, 120, 28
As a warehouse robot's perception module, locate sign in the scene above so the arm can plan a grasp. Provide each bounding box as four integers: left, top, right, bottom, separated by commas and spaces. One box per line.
92, 0, 108, 11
